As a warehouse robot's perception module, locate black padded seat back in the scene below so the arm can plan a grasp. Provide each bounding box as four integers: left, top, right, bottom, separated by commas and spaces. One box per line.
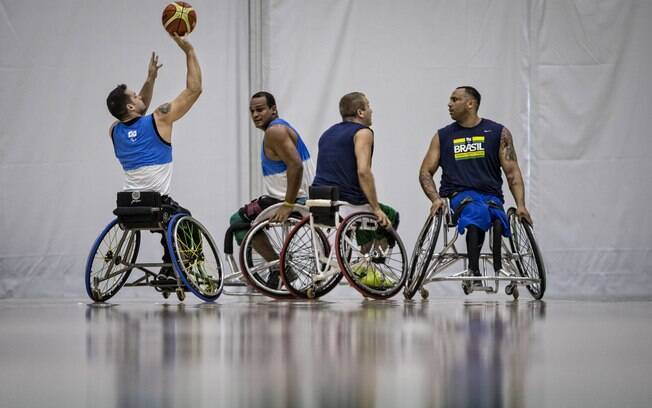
308, 186, 339, 227
114, 191, 169, 229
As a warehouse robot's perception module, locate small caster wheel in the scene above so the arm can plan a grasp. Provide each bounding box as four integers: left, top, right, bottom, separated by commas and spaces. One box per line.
306, 287, 315, 299
420, 288, 429, 300
505, 284, 514, 296
512, 286, 519, 300
462, 281, 472, 295
162, 291, 170, 299
176, 288, 186, 301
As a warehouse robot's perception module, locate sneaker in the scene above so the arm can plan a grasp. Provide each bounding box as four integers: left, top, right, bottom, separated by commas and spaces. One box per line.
470, 269, 483, 287
265, 267, 281, 290
353, 265, 390, 289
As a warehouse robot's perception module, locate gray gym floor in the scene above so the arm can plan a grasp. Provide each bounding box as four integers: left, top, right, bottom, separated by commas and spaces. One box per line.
1, 290, 650, 408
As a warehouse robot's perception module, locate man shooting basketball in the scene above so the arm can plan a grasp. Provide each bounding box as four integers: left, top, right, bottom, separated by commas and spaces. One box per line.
105, 34, 201, 282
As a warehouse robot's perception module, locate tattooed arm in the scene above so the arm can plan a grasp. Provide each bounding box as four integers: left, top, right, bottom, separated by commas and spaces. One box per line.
499, 127, 533, 224
419, 132, 445, 215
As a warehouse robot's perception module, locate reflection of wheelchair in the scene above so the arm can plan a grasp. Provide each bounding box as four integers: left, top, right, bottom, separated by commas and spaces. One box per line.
85, 192, 224, 302
405, 199, 546, 300
221, 202, 308, 299
278, 186, 409, 300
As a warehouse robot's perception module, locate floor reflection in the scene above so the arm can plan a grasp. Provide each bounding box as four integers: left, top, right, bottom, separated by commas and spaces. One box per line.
84, 299, 545, 408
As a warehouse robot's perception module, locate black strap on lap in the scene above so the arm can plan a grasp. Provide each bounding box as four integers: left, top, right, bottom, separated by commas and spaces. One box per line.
223, 222, 251, 255
451, 197, 473, 226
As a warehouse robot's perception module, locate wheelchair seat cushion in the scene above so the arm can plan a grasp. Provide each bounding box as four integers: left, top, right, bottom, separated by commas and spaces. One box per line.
450, 190, 510, 237
116, 191, 162, 208
309, 185, 339, 201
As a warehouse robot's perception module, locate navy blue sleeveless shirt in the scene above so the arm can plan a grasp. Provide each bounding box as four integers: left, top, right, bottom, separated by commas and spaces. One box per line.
438, 118, 504, 200
312, 121, 373, 205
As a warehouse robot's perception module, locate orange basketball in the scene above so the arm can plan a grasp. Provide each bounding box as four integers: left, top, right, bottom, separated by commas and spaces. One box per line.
162, 2, 197, 36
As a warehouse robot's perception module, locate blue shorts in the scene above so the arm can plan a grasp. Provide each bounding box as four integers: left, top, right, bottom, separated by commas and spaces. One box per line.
450, 191, 511, 237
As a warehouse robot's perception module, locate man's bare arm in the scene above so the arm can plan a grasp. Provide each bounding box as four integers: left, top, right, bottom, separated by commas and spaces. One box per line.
139, 52, 162, 111
499, 127, 532, 224
354, 129, 390, 227
266, 126, 303, 223
419, 133, 444, 214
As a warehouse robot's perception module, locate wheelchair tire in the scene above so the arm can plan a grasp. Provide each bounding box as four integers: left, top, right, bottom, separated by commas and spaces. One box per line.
279, 215, 341, 299
404, 212, 442, 300
239, 217, 301, 299
507, 208, 546, 299
168, 214, 224, 302
85, 218, 140, 302
336, 212, 408, 300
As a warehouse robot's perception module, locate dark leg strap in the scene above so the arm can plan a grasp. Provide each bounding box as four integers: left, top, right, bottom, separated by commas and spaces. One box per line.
492, 218, 503, 271
466, 225, 485, 275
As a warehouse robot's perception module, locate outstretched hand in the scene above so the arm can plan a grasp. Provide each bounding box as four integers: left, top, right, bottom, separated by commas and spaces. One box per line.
147, 52, 162, 79
170, 33, 194, 53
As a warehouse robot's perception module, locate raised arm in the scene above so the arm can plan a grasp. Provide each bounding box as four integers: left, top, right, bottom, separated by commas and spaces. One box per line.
154, 34, 202, 142
419, 132, 445, 215
138, 52, 162, 111
354, 128, 390, 227
499, 127, 533, 224
267, 126, 303, 223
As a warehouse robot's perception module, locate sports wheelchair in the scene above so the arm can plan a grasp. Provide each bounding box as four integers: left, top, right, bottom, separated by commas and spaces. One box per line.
404, 199, 546, 300
85, 191, 224, 302
278, 186, 409, 300
221, 202, 309, 299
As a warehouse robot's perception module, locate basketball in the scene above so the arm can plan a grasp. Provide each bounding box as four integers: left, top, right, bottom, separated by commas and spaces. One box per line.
162, 2, 197, 36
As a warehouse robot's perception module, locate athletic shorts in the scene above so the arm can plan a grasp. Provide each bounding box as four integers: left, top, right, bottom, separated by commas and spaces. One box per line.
450, 190, 510, 237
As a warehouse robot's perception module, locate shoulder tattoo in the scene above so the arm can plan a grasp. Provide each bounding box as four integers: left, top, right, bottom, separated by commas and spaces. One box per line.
500, 128, 517, 161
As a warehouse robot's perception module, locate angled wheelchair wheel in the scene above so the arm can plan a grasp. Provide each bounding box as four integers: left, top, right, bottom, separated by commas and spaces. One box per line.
168, 214, 224, 302
336, 212, 408, 300
279, 216, 340, 299
508, 208, 546, 299
405, 212, 442, 300
85, 218, 140, 302
239, 217, 302, 299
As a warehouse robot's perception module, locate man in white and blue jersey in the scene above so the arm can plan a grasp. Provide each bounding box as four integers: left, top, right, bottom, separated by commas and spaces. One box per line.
419, 86, 532, 287
106, 34, 202, 279
229, 92, 314, 286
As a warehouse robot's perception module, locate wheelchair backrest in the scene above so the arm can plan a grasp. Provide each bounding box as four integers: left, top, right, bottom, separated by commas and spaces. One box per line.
114, 191, 168, 229
308, 186, 340, 227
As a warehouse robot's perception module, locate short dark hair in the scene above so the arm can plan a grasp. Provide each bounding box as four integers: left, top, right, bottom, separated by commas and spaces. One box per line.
251, 91, 276, 108
339, 92, 367, 119
107, 84, 129, 120
456, 86, 481, 110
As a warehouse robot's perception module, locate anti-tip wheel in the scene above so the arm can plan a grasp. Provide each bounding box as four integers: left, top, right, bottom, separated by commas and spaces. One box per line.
420, 288, 429, 300
176, 288, 186, 301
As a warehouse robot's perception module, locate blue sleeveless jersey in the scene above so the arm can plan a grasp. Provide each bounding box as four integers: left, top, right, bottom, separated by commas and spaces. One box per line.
261, 118, 311, 175
438, 118, 504, 200
312, 121, 372, 205
111, 114, 172, 171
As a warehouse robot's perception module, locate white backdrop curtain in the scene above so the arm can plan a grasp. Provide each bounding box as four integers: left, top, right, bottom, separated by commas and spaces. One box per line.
1, 0, 650, 298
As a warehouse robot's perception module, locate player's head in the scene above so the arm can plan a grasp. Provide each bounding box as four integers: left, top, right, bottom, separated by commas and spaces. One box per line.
449, 86, 481, 121
339, 92, 372, 126
107, 84, 146, 121
250, 91, 278, 129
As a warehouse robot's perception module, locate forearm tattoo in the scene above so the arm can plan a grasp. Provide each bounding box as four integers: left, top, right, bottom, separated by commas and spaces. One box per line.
157, 103, 171, 114
419, 171, 440, 201
501, 128, 517, 162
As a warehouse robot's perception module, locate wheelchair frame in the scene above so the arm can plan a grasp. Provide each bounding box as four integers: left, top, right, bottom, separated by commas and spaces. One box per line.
278, 195, 409, 300
85, 192, 224, 302
405, 199, 546, 300
220, 203, 310, 298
